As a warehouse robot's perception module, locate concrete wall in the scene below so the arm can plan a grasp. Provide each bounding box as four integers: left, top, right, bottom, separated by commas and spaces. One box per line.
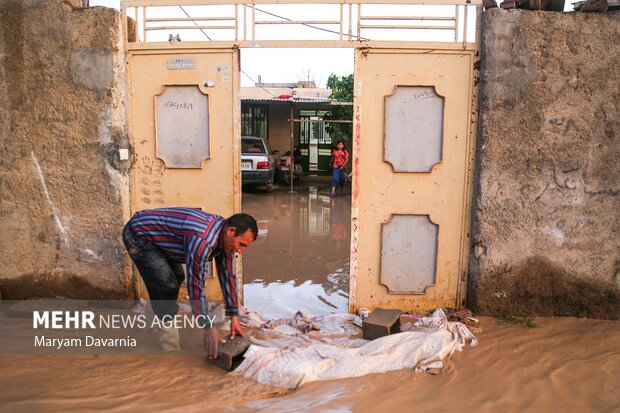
0, 0, 131, 299
470, 9, 620, 318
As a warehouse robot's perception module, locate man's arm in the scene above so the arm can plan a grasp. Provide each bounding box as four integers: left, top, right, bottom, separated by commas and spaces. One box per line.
184, 236, 212, 325
215, 252, 239, 317
215, 252, 246, 339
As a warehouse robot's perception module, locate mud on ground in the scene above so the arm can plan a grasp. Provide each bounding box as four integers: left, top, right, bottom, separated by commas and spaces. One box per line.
470, 256, 620, 320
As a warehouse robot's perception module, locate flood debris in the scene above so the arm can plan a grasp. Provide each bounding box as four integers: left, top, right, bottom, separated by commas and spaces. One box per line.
490, 0, 567, 10
497, 313, 538, 328
490, 0, 620, 11
573, 0, 619, 11
362, 308, 402, 340
445, 308, 483, 333
263, 311, 321, 333
233, 308, 477, 389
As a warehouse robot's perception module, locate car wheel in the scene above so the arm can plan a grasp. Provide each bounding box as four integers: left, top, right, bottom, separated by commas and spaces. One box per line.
265, 182, 274, 193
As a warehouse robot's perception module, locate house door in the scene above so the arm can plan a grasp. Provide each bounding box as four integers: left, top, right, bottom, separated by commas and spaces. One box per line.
128, 49, 241, 301
350, 48, 478, 313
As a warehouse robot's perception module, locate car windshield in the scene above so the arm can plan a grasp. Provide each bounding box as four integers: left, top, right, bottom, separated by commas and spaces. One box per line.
242, 139, 267, 154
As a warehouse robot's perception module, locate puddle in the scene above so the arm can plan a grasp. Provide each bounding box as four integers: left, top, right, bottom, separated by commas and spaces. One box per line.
244, 279, 349, 320
242, 180, 350, 318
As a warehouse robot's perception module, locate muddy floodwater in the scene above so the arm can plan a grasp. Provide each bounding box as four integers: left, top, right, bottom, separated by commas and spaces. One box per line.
1, 316, 618, 412
1, 182, 618, 412
242, 180, 350, 319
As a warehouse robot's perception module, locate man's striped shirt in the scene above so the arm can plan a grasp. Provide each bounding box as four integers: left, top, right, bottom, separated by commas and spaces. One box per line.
129, 207, 238, 318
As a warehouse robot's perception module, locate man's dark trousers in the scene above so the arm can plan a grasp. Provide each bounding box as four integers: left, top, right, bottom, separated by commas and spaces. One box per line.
122, 222, 185, 319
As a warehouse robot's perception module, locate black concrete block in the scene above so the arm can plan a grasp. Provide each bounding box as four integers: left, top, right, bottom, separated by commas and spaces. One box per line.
363, 308, 402, 340
208, 335, 250, 371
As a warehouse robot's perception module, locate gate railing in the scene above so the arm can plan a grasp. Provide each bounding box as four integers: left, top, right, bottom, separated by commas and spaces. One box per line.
121, 0, 481, 47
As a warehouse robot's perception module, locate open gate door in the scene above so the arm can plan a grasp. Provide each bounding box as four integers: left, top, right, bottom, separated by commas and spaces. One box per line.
128, 49, 241, 301
350, 48, 478, 314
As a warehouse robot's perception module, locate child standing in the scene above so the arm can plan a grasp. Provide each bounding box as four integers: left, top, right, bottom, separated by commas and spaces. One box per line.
330, 140, 350, 198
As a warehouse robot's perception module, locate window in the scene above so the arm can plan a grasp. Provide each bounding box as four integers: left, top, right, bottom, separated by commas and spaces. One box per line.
242, 138, 267, 154
299, 109, 330, 145
241, 104, 268, 138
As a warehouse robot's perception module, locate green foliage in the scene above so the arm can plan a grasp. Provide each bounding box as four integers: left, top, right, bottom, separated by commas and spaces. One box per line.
327, 73, 353, 102
497, 313, 538, 328
324, 73, 353, 146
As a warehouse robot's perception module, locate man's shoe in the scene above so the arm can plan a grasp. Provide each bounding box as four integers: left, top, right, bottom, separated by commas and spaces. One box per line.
158, 326, 180, 351
143, 301, 156, 333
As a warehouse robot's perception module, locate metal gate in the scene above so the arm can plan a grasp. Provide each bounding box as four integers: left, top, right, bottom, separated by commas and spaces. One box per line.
122, 0, 480, 311
350, 47, 479, 313
126, 48, 241, 301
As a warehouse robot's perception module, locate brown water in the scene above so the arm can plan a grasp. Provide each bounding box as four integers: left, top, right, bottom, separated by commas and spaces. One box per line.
1, 316, 618, 412
242, 180, 350, 319
1, 182, 618, 411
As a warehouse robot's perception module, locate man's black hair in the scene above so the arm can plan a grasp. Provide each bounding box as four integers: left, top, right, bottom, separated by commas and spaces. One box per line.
226, 213, 258, 241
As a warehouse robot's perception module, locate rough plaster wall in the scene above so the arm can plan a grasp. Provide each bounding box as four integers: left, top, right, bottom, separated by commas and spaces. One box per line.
0, 0, 132, 298
470, 9, 620, 318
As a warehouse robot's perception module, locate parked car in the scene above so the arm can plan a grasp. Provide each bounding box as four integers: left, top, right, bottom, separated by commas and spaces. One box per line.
241, 136, 277, 192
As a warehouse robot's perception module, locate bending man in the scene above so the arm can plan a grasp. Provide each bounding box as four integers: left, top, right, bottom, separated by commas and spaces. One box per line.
122, 207, 257, 357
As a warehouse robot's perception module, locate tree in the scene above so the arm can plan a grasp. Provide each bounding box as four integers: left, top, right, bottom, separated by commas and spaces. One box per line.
324, 73, 353, 146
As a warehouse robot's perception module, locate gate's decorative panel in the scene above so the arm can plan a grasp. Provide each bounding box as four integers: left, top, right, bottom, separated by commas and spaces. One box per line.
384, 86, 444, 172
155, 85, 210, 168
380, 214, 438, 294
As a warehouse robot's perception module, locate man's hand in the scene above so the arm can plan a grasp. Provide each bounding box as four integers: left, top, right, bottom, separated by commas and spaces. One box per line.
203, 327, 226, 359
229, 316, 246, 339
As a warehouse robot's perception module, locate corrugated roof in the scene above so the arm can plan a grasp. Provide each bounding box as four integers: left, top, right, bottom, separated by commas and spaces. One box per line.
241, 86, 332, 100
241, 97, 334, 103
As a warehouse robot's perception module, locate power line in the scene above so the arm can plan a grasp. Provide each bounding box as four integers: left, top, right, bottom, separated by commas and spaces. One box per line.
178, 5, 368, 42
175, 5, 346, 97
178, 6, 212, 41
176, 6, 277, 98
249, 5, 369, 41
241, 70, 278, 98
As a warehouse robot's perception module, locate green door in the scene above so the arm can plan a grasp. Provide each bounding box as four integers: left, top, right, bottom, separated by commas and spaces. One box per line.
299, 110, 332, 174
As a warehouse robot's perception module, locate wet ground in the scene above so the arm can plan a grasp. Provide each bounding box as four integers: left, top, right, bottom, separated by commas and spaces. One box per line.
241, 178, 351, 319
